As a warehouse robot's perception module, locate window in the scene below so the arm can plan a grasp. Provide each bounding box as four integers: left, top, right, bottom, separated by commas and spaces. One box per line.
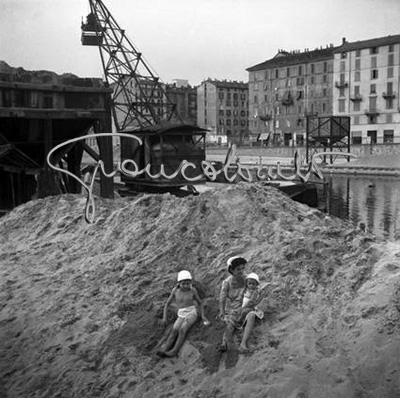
389, 44, 394, 52
311, 64, 315, 74
340, 61, 346, 72
323, 74, 327, 83
384, 130, 394, 143
355, 59, 361, 70
370, 47, 378, 54
43, 95, 53, 108
370, 84, 376, 94
275, 69, 279, 78
338, 99, 345, 112
322, 103, 326, 113
254, 83, 259, 91
298, 65, 303, 76
353, 101, 360, 112
322, 88, 327, 97
219, 92, 224, 99
323, 62, 327, 73
310, 76, 315, 84
354, 116, 360, 125
354, 85, 360, 96
386, 98, 394, 110
287, 67, 290, 77
369, 97, 377, 113
388, 67, 394, 78
371, 69, 378, 79
386, 114, 393, 123
352, 131, 362, 144
219, 118, 224, 125
367, 131, 377, 143
354, 71, 361, 81
388, 54, 394, 66
226, 110, 231, 116
387, 82, 393, 94
371, 57, 377, 68
341, 52, 347, 59
339, 87, 345, 97
264, 70, 269, 79
219, 109, 224, 116
355, 49, 361, 57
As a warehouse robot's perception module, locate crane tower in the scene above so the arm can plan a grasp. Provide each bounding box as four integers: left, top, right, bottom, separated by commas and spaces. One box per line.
81, 0, 182, 132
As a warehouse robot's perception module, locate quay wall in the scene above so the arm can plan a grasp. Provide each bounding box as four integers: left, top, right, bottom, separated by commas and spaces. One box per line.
206, 144, 400, 158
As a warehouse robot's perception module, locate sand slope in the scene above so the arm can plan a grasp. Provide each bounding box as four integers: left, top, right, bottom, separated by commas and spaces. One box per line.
0, 183, 399, 398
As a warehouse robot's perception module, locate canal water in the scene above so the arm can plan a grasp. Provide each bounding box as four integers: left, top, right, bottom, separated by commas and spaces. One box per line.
317, 174, 400, 241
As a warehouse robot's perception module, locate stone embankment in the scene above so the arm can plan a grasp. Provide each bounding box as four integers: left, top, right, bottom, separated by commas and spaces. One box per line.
206, 147, 400, 177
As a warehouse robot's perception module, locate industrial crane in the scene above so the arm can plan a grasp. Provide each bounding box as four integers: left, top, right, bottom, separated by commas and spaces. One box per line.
81, 0, 206, 192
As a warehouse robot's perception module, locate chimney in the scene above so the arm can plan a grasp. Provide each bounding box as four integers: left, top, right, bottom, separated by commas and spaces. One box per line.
342, 37, 346, 45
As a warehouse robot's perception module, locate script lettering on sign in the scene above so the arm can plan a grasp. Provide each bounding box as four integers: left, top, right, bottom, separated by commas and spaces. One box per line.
47, 133, 356, 223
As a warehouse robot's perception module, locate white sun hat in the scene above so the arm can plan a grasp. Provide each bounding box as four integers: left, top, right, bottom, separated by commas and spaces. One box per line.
246, 272, 260, 284
177, 270, 192, 282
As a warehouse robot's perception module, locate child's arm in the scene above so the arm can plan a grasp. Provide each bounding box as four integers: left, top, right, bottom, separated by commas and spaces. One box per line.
161, 287, 177, 325
193, 288, 209, 325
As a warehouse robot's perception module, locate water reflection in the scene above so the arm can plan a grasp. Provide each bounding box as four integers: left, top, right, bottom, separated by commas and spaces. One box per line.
319, 174, 400, 241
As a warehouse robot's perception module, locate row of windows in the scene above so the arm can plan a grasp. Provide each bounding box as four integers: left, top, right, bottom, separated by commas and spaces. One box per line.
218, 109, 248, 117
340, 54, 395, 71
218, 92, 247, 100
338, 98, 395, 112
219, 119, 248, 126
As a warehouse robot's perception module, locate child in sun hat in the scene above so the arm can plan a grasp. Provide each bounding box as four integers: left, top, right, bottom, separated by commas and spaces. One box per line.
158, 270, 209, 358
234, 272, 266, 330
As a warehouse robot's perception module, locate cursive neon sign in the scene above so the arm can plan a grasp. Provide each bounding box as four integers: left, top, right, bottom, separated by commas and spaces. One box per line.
47, 133, 356, 223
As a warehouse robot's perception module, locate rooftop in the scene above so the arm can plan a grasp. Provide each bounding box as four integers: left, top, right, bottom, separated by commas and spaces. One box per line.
334, 34, 400, 53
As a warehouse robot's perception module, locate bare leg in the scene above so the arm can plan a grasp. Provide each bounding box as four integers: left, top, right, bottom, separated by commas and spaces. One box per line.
164, 314, 197, 357
157, 318, 183, 356
240, 312, 256, 350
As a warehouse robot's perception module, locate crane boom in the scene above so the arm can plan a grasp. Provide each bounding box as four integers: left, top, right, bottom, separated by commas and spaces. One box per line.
81, 0, 182, 132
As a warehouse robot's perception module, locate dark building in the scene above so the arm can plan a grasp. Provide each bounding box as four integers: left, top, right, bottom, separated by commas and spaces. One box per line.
0, 61, 113, 213
165, 82, 197, 126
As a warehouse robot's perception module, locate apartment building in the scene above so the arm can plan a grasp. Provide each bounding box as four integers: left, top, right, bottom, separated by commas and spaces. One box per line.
247, 46, 338, 146
197, 79, 249, 145
333, 35, 400, 144
165, 82, 197, 126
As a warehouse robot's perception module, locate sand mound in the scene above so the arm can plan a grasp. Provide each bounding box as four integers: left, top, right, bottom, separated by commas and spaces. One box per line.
1, 183, 399, 398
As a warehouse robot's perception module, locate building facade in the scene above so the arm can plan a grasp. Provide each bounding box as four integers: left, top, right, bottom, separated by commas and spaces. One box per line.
332, 35, 400, 144
247, 46, 338, 146
165, 83, 197, 126
197, 79, 249, 146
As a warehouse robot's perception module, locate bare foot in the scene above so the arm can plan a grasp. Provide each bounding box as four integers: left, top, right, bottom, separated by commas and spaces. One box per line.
163, 350, 177, 358
238, 345, 253, 354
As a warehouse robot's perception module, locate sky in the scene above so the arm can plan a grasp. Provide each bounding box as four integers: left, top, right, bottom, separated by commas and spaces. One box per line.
1, 0, 400, 86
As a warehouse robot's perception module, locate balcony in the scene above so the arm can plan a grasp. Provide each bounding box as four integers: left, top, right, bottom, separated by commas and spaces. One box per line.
364, 108, 380, 116
350, 94, 363, 102
382, 91, 396, 99
281, 97, 293, 106
335, 81, 348, 89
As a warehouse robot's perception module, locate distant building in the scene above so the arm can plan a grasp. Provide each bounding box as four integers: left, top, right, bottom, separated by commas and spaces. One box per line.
197, 79, 249, 146
332, 34, 400, 144
247, 45, 338, 146
165, 83, 197, 125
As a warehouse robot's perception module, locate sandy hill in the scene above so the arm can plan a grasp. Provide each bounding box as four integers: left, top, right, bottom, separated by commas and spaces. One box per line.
0, 183, 399, 398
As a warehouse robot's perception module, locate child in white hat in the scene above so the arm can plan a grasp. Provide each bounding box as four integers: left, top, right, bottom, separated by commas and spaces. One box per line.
158, 270, 209, 358
235, 272, 266, 331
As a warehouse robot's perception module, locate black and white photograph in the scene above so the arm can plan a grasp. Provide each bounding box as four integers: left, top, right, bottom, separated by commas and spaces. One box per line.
1, 0, 400, 397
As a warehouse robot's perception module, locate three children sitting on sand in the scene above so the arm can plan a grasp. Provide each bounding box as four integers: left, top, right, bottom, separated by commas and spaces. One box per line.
158, 259, 268, 358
